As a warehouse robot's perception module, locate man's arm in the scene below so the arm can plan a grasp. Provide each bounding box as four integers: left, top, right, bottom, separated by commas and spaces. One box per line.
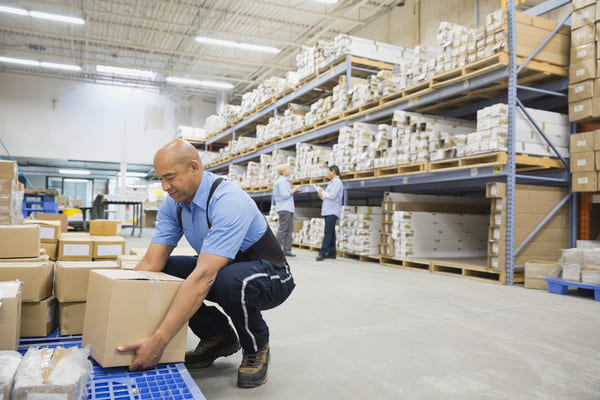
135, 243, 175, 272
118, 252, 229, 371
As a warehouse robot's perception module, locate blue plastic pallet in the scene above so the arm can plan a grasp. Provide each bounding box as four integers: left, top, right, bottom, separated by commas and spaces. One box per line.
18, 338, 206, 400
19, 328, 82, 345
545, 278, 600, 301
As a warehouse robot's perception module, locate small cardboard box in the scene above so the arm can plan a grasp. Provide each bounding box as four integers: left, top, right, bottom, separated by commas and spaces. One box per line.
570, 132, 596, 153
89, 220, 122, 236
0, 225, 40, 259
21, 296, 57, 337
59, 302, 86, 336
0, 281, 22, 350
573, 0, 595, 11
573, 4, 596, 28
571, 42, 596, 63
570, 151, 596, 172
40, 241, 58, 261
572, 24, 596, 47
572, 171, 598, 192
568, 80, 594, 102
569, 59, 596, 84
55, 261, 120, 302
82, 269, 187, 367
117, 255, 142, 270
58, 237, 93, 261
0, 262, 53, 302
34, 213, 69, 232
92, 236, 126, 259
486, 182, 506, 198
23, 219, 62, 242
0, 160, 17, 181
525, 261, 558, 290
569, 99, 594, 122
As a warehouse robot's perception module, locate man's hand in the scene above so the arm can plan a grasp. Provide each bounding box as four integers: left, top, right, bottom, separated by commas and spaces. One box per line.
292, 185, 301, 194
117, 332, 169, 371
317, 187, 323, 197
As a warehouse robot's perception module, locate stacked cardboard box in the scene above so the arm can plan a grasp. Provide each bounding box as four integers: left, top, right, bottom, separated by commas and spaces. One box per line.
337, 206, 381, 256
58, 232, 125, 261
292, 218, 325, 247
23, 219, 62, 261
524, 261, 558, 289
0, 280, 22, 350
570, 130, 600, 192
199, 150, 219, 166
295, 143, 332, 179
436, 22, 477, 74
556, 247, 600, 285
227, 164, 246, 187
486, 182, 569, 271
244, 161, 260, 187
0, 160, 24, 225
569, 0, 600, 121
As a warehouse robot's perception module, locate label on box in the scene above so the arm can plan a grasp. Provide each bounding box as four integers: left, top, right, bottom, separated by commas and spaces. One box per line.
39, 226, 55, 240
575, 105, 584, 112
577, 159, 588, 166
577, 68, 586, 77
116, 224, 122, 234
63, 244, 90, 256
98, 244, 123, 256
578, 177, 590, 184
47, 304, 54, 323
28, 394, 68, 400
578, 49, 589, 58
578, 140, 588, 147
575, 86, 584, 94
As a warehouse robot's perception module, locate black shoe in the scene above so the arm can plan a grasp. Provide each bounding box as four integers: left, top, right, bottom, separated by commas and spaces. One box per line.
316, 255, 325, 261
285, 253, 296, 257
185, 326, 241, 368
325, 255, 336, 259
238, 343, 270, 388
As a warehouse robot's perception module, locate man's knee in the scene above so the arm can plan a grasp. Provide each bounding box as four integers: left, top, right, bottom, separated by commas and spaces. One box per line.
163, 255, 197, 279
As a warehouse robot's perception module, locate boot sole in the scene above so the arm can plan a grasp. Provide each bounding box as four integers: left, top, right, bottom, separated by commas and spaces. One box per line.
237, 350, 271, 388
185, 342, 241, 369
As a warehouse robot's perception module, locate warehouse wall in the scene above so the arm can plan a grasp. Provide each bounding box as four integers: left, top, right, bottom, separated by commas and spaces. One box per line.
0, 73, 214, 165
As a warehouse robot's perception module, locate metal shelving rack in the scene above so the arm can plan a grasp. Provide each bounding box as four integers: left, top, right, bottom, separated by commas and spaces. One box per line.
199, 0, 574, 285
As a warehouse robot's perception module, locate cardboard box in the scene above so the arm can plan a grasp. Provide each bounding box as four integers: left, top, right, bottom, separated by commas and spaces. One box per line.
569, 99, 594, 122
0, 262, 53, 302
55, 261, 120, 302
573, 4, 595, 28
92, 236, 126, 259
23, 219, 62, 242
486, 182, 506, 198
0, 160, 17, 181
58, 237, 93, 261
82, 270, 186, 367
571, 151, 596, 172
572, 171, 598, 192
59, 302, 86, 336
595, 151, 600, 170
90, 220, 122, 236
572, 24, 596, 47
0, 281, 21, 350
573, 0, 595, 10
40, 241, 58, 260
571, 43, 596, 63
568, 80, 594, 102
525, 261, 558, 289
570, 132, 596, 153
593, 96, 600, 119
117, 255, 142, 270
35, 213, 69, 232
21, 296, 57, 337
0, 225, 40, 259
569, 59, 596, 84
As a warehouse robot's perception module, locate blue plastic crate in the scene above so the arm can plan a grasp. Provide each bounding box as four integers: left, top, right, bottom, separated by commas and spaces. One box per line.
18, 338, 206, 400
545, 277, 600, 301
43, 201, 59, 213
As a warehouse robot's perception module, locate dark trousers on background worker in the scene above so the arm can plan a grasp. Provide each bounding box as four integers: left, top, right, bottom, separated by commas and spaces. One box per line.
163, 256, 295, 353
276, 211, 294, 255
319, 214, 338, 258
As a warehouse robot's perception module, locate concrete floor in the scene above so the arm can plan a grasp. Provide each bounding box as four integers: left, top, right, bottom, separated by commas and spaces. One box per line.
125, 229, 600, 400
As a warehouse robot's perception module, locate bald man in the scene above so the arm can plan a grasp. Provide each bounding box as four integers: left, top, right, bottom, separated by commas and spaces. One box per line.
119, 139, 295, 388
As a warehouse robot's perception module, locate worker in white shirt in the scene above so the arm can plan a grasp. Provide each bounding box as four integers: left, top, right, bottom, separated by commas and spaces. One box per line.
316, 165, 343, 261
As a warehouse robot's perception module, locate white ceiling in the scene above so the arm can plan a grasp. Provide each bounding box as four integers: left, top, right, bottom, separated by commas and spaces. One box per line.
0, 0, 401, 101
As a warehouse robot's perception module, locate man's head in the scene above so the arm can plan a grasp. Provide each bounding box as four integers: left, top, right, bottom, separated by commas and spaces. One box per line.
327, 165, 340, 180
276, 164, 291, 178
154, 139, 203, 203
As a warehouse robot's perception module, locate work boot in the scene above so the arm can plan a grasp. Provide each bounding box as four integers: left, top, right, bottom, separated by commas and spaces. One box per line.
237, 343, 270, 388
185, 326, 241, 369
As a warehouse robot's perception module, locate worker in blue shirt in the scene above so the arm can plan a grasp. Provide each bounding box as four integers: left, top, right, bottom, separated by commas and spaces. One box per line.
272, 164, 301, 257
316, 165, 343, 261
119, 139, 295, 389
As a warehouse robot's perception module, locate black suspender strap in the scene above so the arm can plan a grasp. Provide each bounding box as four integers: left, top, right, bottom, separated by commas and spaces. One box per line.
177, 177, 224, 230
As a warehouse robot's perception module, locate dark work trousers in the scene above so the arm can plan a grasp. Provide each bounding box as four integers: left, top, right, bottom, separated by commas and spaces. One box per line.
276, 211, 294, 255
319, 214, 338, 257
163, 256, 295, 353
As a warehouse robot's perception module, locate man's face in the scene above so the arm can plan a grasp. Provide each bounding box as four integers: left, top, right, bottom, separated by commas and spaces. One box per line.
327, 169, 335, 180
154, 156, 198, 203
282, 168, 291, 178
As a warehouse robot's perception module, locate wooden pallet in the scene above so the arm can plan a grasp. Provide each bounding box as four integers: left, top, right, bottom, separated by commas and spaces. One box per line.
515, 153, 566, 171
310, 176, 327, 184
375, 162, 428, 177
380, 256, 432, 272
428, 152, 508, 172
429, 257, 524, 285
339, 252, 380, 263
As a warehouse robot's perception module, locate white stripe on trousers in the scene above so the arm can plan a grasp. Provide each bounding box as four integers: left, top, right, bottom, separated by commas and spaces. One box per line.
241, 265, 293, 352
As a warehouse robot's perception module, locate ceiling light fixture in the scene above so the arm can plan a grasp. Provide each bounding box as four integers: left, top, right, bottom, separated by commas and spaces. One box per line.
40, 61, 81, 72
0, 56, 81, 72
126, 172, 147, 177
0, 56, 40, 67
166, 76, 234, 89
195, 36, 280, 54
0, 5, 28, 15
59, 169, 91, 175
29, 11, 85, 24
96, 65, 155, 80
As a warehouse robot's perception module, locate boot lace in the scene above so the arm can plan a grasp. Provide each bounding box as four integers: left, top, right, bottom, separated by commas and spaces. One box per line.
242, 349, 264, 368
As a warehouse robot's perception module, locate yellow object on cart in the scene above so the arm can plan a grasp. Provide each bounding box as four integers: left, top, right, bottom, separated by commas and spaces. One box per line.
63, 208, 82, 217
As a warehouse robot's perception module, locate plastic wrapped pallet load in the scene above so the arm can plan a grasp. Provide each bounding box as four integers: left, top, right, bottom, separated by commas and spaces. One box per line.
0, 351, 22, 399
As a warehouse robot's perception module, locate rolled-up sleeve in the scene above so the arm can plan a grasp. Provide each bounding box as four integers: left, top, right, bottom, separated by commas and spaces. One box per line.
150, 199, 184, 247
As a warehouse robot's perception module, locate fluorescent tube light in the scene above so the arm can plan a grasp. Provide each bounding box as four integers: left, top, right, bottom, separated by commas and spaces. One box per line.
30, 11, 85, 25
195, 36, 280, 54
0, 5, 28, 15
0, 56, 40, 67
64, 178, 89, 183
40, 61, 81, 72
166, 76, 234, 89
126, 172, 147, 177
59, 169, 90, 175
96, 65, 155, 80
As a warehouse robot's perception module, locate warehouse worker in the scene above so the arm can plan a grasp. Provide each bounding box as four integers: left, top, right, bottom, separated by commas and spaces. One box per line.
119, 139, 295, 389
272, 164, 301, 257
316, 165, 343, 261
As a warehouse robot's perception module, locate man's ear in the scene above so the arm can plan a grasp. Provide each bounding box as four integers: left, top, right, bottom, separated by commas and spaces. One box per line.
189, 160, 202, 175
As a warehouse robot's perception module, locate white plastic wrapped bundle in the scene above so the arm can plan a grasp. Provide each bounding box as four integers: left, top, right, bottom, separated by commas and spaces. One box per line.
198, 151, 219, 166
0, 351, 22, 400
227, 165, 246, 187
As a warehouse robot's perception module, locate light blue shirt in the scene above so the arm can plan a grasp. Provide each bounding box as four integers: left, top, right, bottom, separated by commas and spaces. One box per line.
272, 175, 294, 213
151, 171, 267, 259
321, 176, 343, 218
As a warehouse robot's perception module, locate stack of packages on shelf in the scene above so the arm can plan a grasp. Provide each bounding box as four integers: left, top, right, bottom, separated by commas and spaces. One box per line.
271, 149, 297, 179
244, 162, 260, 187
221, 105, 241, 127
569, 130, 600, 192
295, 143, 332, 179
217, 143, 231, 160
372, 124, 396, 168
330, 127, 355, 172
557, 247, 600, 285
337, 206, 382, 256
329, 75, 353, 116
199, 150, 219, 166
0, 160, 24, 225
293, 218, 324, 247
257, 154, 273, 187
227, 165, 246, 187
568, 0, 600, 122
391, 211, 488, 258
282, 103, 309, 134
205, 115, 227, 137
178, 125, 206, 140
256, 117, 283, 144
238, 77, 296, 118
296, 45, 317, 79
266, 206, 279, 234
435, 22, 477, 74
352, 123, 379, 171
230, 137, 258, 154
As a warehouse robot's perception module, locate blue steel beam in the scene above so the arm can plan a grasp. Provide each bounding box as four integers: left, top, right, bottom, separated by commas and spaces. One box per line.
516, 84, 567, 97
523, 0, 571, 17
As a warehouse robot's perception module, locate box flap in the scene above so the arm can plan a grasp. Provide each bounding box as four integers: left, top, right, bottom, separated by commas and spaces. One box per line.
94, 269, 183, 282
57, 261, 119, 269
0, 280, 22, 297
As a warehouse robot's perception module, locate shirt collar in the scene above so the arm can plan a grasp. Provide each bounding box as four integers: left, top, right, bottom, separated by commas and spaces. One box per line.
181, 171, 212, 211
